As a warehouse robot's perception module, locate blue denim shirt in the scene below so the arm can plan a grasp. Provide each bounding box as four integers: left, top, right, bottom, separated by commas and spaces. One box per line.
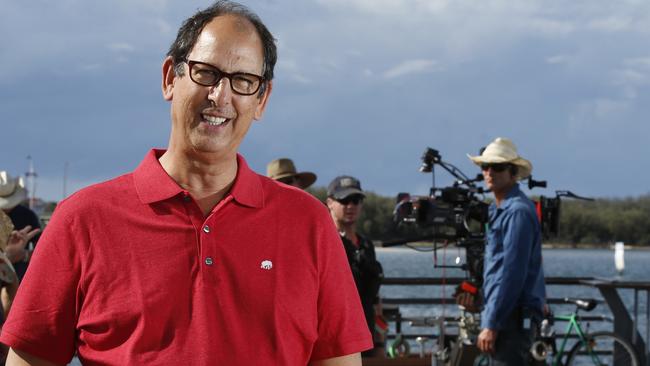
481, 184, 546, 330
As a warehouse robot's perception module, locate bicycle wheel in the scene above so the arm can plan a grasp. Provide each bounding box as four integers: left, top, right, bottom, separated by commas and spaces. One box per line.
565, 331, 639, 366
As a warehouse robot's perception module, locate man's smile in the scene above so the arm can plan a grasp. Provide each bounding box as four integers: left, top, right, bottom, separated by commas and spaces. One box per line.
202, 114, 228, 126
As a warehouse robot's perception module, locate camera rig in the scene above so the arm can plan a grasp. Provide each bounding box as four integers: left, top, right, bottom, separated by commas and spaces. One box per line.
386, 147, 593, 289
388, 148, 489, 287
384, 147, 594, 364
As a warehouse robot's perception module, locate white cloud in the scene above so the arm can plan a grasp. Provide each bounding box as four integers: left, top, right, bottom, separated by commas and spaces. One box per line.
569, 98, 631, 131
382, 59, 438, 79
588, 16, 633, 32
546, 55, 570, 65
108, 43, 135, 52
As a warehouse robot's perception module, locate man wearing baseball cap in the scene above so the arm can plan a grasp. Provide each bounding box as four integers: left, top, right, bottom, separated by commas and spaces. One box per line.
326, 176, 384, 356
467, 138, 546, 365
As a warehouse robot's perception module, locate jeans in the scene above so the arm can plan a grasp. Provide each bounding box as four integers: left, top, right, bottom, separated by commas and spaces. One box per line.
488, 309, 537, 366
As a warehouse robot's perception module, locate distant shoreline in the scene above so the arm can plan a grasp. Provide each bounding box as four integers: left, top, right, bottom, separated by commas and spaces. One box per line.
542, 243, 650, 250
376, 241, 649, 250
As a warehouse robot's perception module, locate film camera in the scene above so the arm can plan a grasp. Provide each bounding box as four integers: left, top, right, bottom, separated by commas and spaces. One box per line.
389, 147, 593, 288
392, 148, 489, 287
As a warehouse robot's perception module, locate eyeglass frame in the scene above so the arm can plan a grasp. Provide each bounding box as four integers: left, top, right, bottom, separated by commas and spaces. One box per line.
185, 59, 266, 96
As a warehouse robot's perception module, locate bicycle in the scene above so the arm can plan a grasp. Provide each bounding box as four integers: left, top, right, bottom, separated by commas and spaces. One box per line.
531, 297, 640, 366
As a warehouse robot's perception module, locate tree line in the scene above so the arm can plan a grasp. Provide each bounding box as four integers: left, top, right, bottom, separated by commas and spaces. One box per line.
41, 188, 650, 246
309, 187, 650, 246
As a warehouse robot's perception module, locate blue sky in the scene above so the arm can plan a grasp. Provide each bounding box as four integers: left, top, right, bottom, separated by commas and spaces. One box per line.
1, 0, 649, 202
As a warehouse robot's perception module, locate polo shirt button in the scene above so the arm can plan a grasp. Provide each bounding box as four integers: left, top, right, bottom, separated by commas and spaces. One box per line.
205, 257, 214, 266
183, 195, 191, 203
203, 225, 210, 233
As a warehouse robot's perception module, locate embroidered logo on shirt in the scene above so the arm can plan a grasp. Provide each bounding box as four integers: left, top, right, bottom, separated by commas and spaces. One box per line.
260, 260, 273, 270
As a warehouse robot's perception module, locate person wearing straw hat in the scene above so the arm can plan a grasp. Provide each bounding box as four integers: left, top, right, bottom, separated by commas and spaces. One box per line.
467, 137, 545, 365
0, 209, 39, 364
266, 158, 317, 189
2, 2, 370, 365
0, 171, 41, 282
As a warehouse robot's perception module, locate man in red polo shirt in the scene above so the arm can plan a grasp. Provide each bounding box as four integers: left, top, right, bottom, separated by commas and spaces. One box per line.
0, 2, 371, 365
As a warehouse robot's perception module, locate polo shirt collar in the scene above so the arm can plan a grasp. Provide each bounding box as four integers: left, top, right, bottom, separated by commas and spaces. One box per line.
134, 149, 183, 204
133, 149, 263, 208
230, 154, 264, 208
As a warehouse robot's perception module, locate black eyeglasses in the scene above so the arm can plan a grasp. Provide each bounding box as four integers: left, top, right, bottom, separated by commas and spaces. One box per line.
186, 60, 264, 96
480, 163, 510, 172
336, 196, 364, 205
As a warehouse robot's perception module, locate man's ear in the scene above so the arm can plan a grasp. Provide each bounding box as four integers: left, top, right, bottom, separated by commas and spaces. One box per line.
254, 80, 273, 121
162, 56, 176, 101
326, 197, 335, 211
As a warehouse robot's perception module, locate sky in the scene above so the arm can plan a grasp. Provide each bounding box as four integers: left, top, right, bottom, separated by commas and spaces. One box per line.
1, 0, 649, 202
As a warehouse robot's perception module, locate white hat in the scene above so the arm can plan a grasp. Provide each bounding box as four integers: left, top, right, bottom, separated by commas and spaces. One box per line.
0, 171, 27, 210
467, 137, 532, 180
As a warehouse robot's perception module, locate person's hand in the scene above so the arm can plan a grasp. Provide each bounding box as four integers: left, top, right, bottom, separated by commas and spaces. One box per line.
455, 292, 481, 312
5, 225, 40, 263
477, 328, 498, 354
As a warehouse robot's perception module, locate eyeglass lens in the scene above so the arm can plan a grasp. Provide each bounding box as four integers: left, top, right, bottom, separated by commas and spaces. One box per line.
481, 163, 509, 172
187, 60, 263, 96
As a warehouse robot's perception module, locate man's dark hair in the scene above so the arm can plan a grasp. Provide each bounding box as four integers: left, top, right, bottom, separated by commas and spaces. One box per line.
166, 0, 277, 96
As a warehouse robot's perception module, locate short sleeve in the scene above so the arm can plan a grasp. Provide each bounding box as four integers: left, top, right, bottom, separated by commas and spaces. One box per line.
309, 212, 373, 360
0, 201, 81, 365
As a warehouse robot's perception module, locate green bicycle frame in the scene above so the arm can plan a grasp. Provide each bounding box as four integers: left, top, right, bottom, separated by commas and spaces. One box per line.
552, 313, 602, 366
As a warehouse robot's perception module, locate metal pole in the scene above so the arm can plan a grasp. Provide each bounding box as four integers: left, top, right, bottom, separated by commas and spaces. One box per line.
25, 155, 37, 208
634, 289, 638, 344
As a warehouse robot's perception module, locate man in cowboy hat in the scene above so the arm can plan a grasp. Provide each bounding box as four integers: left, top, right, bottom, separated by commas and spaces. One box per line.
0, 171, 41, 282
0, 209, 39, 363
2, 2, 370, 365
326, 176, 384, 356
467, 137, 546, 365
266, 158, 317, 189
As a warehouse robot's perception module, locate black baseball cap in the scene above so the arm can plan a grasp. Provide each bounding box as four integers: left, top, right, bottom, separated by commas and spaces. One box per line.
327, 175, 365, 200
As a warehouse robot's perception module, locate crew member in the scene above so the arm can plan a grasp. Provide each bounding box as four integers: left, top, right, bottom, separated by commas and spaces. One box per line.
0, 171, 41, 281
326, 176, 384, 356
467, 137, 546, 365
1, 2, 371, 365
266, 158, 317, 189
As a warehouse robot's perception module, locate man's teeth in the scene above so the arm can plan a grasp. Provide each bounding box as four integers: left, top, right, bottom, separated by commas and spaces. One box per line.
204, 115, 227, 126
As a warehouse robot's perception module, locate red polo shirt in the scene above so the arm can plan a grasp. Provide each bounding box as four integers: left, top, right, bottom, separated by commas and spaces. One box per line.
1, 150, 371, 365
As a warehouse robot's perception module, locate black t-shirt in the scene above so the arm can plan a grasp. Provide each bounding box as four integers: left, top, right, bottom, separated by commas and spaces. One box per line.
340, 233, 383, 335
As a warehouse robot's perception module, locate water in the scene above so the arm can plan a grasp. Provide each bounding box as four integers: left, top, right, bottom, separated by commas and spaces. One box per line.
376, 246, 650, 357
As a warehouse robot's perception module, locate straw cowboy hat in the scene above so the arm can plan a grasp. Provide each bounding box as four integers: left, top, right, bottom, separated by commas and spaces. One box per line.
467, 137, 532, 180
266, 158, 317, 189
0, 210, 18, 284
0, 210, 13, 251
0, 171, 27, 210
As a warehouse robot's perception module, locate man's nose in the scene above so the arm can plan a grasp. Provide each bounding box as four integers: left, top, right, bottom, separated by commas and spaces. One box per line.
208, 77, 233, 103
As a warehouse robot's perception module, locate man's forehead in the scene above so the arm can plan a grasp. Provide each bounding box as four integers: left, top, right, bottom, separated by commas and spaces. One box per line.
199, 15, 258, 43
190, 15, 262, 58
